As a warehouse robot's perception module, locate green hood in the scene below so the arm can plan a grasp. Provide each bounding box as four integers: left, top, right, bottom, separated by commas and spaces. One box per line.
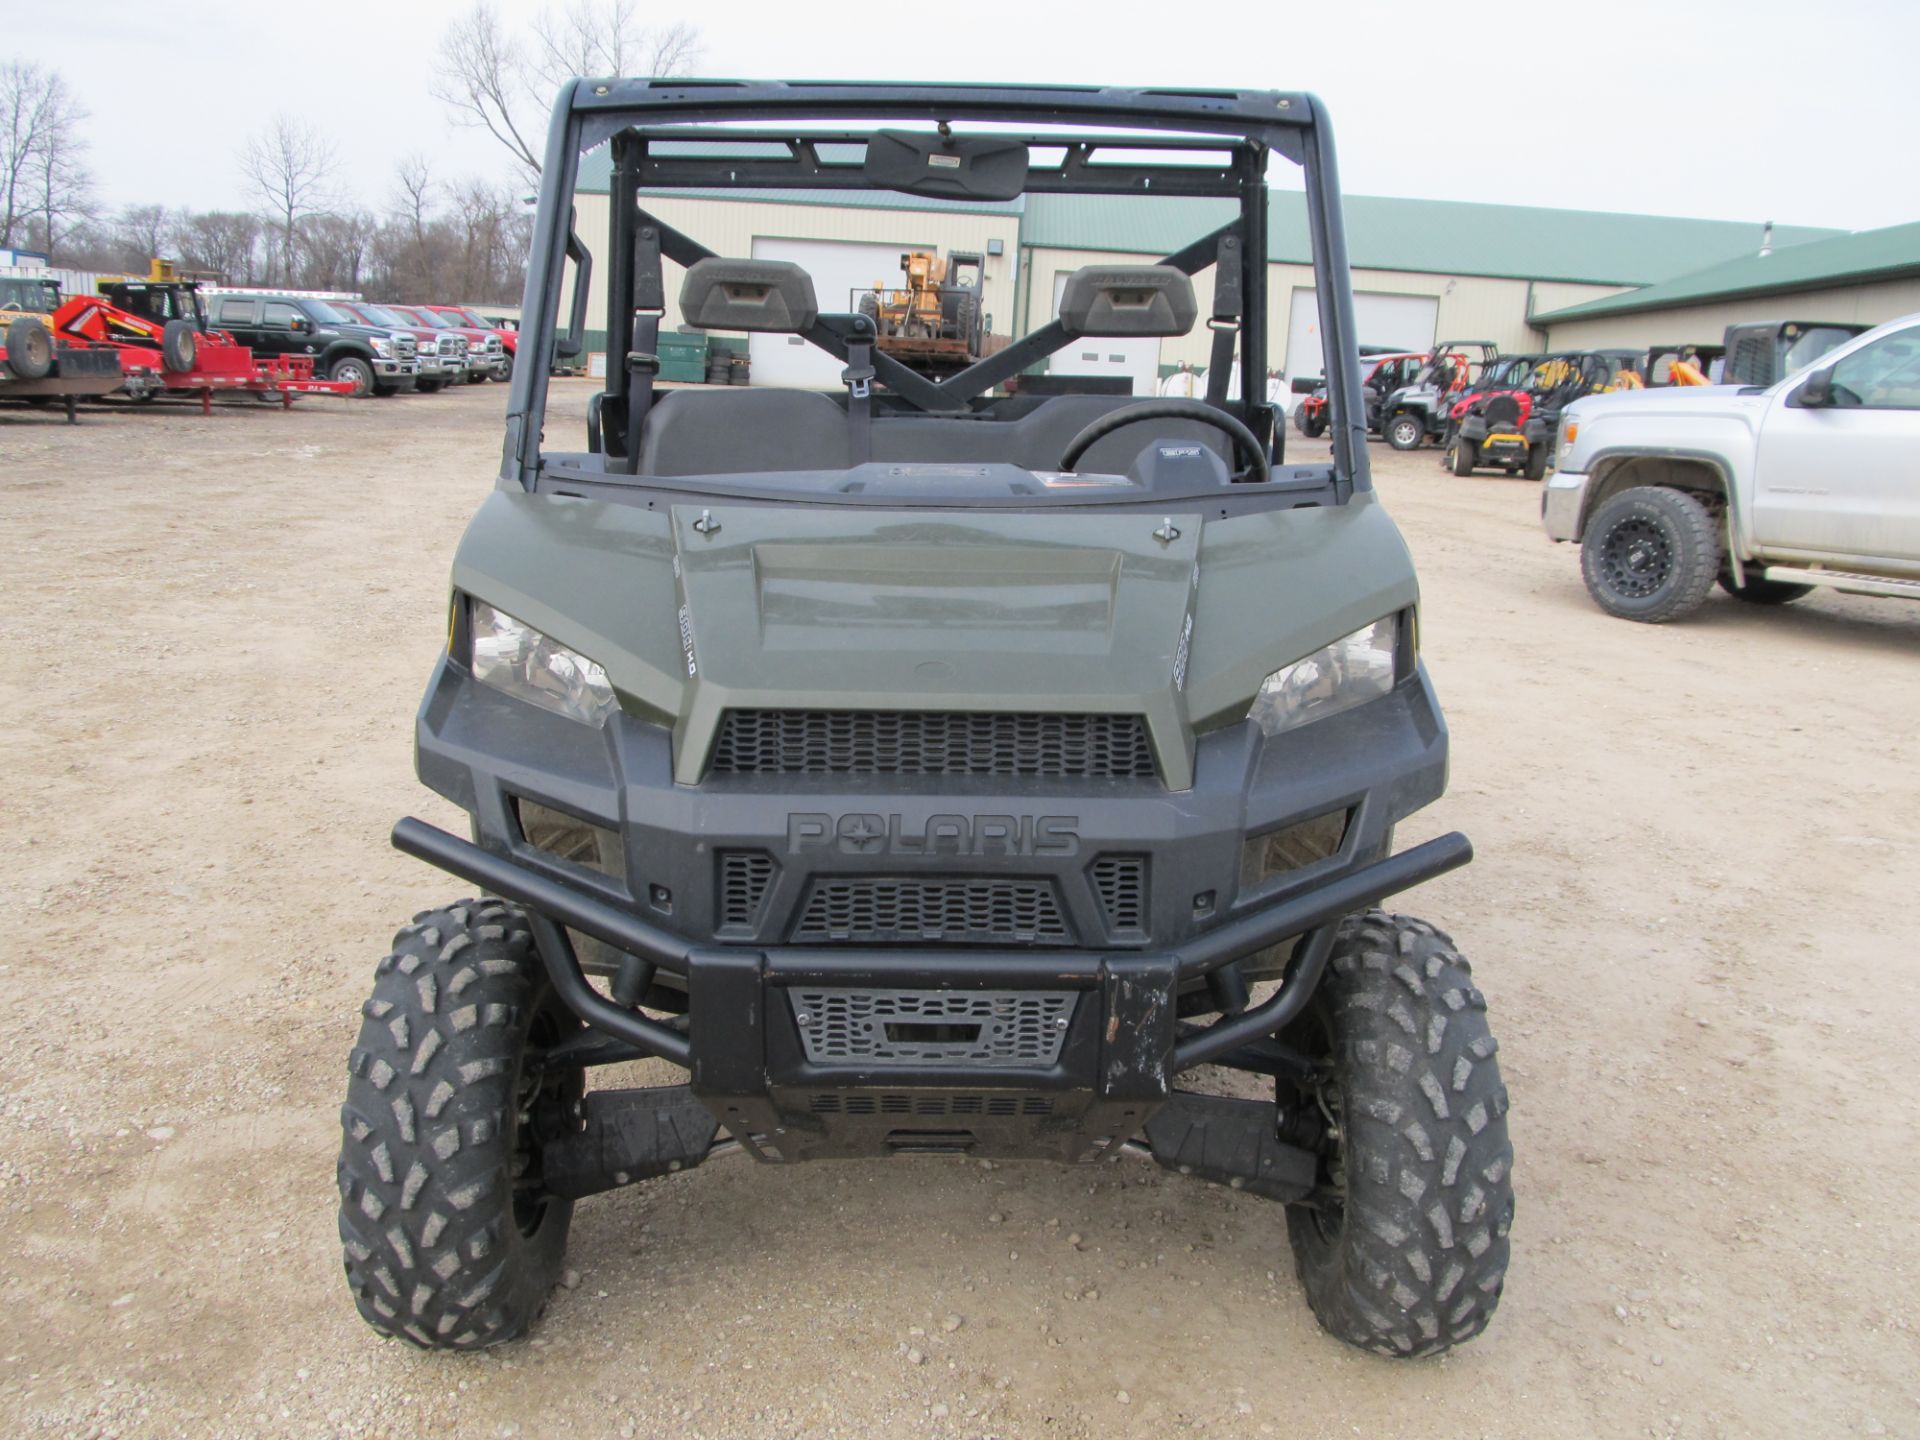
450, 489, 1418, 790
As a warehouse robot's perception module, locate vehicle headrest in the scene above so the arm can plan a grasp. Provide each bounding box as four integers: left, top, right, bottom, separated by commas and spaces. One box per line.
679, 258, 819, 333
1057, 265, 1197, 338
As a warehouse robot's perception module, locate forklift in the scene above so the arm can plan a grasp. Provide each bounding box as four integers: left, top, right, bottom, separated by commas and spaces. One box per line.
854, 249, 993, 376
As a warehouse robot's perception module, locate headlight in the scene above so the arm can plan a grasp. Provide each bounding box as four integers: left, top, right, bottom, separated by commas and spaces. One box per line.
469, 600, 619, 728
1249, 616, 1400, 738
369, 336, 393, 357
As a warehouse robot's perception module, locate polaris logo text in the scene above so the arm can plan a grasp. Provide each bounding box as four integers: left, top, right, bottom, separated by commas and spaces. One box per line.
787, 813, 1080, 858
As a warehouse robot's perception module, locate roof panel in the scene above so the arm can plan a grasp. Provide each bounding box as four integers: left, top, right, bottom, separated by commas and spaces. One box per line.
1532, 219, 1920, 322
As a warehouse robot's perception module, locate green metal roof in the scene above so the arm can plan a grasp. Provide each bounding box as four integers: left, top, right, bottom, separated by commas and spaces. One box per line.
1531, 219, 1920, 323
1020, 193, 1836, 286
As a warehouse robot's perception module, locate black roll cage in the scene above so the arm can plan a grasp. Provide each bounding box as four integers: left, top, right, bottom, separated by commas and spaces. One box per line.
503, 80, 1374, 497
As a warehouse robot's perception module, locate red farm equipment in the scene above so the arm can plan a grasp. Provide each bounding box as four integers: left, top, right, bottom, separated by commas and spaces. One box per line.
50, 264, 354, 411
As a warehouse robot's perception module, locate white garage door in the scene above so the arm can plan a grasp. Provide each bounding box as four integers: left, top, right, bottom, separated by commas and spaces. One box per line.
1283, 288, 1439, 390
1049, 271, 1161, 396
748, 236, 923, 388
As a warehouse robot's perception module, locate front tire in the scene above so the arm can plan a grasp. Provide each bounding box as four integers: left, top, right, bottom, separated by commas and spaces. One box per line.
337, 899, 582, 1350
1448, 439, 1476, 475
1579, 485, 1721, 623
330, 355, 374, 398
1718, 572, 1814, 605
1385, 412, 1425, 450
5, 316, 55, 379
1283, 912, 1513, 1358
1523, 444, 1550, 481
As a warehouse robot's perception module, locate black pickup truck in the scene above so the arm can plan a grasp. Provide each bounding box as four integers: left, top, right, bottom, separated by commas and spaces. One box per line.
200, 291, 419, 397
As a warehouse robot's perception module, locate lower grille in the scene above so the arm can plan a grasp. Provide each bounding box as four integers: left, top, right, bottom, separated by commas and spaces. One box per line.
717, 850, 775, 930
790, 988, 1076, 1067
793, 878, 1069, 945
1090, 855, 1148, 937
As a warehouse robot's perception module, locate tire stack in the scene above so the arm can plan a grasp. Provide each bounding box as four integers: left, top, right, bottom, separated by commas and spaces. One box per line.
728, 355, 751, 385
705, 353, 732, 385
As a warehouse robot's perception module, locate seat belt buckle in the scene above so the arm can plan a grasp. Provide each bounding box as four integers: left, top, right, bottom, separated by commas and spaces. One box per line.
625, 351, 661, 376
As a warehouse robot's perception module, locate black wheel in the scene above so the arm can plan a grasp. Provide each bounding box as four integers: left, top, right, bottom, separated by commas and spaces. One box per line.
1295, 406, 1327, 439
417, 378, 443, 394
1523, 444, 1549, 481
856, 292, 880, 328
1283, 911, 1513, 1358
337, 899, 583, 1350
1385, 412, 1425, 450
5, 316, 55, 379
330, 355, 375, 398
1718, 572, 1814, 605
160, 318, 198, 373
1448, 439, 1476, 476
1579, 485, 1721, 623
495, 353, 514, 381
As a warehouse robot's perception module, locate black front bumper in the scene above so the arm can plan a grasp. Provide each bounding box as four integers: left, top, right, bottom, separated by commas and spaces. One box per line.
401, 661, 1464, 1161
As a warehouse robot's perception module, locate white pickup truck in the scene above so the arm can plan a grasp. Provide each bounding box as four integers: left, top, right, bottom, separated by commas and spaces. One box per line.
1542, 313, 1920, 621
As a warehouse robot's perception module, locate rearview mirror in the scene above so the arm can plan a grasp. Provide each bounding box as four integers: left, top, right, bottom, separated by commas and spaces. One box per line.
864, 131, 1029, 202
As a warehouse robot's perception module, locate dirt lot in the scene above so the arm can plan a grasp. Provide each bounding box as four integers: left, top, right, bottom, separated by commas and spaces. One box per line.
3, 381, 1918, 1439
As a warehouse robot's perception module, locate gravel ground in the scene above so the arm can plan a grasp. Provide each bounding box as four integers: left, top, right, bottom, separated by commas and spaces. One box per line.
3, 381, 1918, 1439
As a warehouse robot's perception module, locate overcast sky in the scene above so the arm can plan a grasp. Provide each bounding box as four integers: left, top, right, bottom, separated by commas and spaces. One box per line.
9, 0, 1919, 233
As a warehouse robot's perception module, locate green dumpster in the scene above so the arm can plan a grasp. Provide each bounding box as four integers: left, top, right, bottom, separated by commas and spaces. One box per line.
656, 332, 710, 383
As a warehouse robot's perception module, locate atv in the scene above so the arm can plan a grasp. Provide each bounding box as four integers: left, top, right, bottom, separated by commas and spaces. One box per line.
337, 80, 1514, 1362
1293, 348, 1423, 438
1379, 340, 1500, 450
1444, 351, 1643, 479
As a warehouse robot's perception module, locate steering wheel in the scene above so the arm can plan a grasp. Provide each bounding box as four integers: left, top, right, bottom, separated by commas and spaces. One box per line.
1058, 398, 1271, 484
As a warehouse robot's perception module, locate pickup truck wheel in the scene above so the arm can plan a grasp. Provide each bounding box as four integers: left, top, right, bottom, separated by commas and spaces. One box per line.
337, 899, 583, 1350
1448, 439, 1476, 476
1385, 413, 1425, 450
1282, 911, 1513, 1358
1718, 573, 1814, 605
329, 355, 374, 398
1580, 485, 1720, 623
5, 316, 55, 379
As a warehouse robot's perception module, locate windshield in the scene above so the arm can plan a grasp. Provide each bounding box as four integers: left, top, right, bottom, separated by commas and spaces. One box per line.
353, 303, 406, 326
395, 306, 447, 327
1781, 325, 1859, 376
305, 300, 355, 325
513, 84, 1370, 509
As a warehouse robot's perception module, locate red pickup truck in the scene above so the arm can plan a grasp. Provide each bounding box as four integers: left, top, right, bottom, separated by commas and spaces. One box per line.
419, 304, 515, 380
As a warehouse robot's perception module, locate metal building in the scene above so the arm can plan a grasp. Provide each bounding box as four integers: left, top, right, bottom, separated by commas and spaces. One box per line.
1535, 220, 1920, 350
567, 146, 1839, 391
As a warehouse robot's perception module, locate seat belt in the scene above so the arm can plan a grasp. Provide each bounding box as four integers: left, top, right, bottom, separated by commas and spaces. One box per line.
620, 222, 666, 473
843, 332, 875, 466
1205, 231, 1244, 408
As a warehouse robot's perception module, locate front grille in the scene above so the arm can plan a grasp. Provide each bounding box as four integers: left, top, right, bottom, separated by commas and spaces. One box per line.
392, 334, 416, 360
793, 878, 1070, 945
717, 850, 774, 930
1090, 855, 1148, 937
710, 710, 1156, 780
791, 987, 1076, 1066
807, 1092, 1055, 1117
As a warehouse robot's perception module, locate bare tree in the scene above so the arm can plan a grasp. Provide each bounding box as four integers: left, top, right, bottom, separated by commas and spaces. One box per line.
390, 153, 442, 295
174, 211, 262, 281
240, 115, 337, 282
3, 61, 91, 253
434, 4, 544, 180
113, 204, 173, 268
527, 1, 700, 91
436, 1, 700, 179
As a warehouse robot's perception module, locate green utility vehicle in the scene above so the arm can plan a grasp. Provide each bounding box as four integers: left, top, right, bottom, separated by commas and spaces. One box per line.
338, 81, 1513, 1360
